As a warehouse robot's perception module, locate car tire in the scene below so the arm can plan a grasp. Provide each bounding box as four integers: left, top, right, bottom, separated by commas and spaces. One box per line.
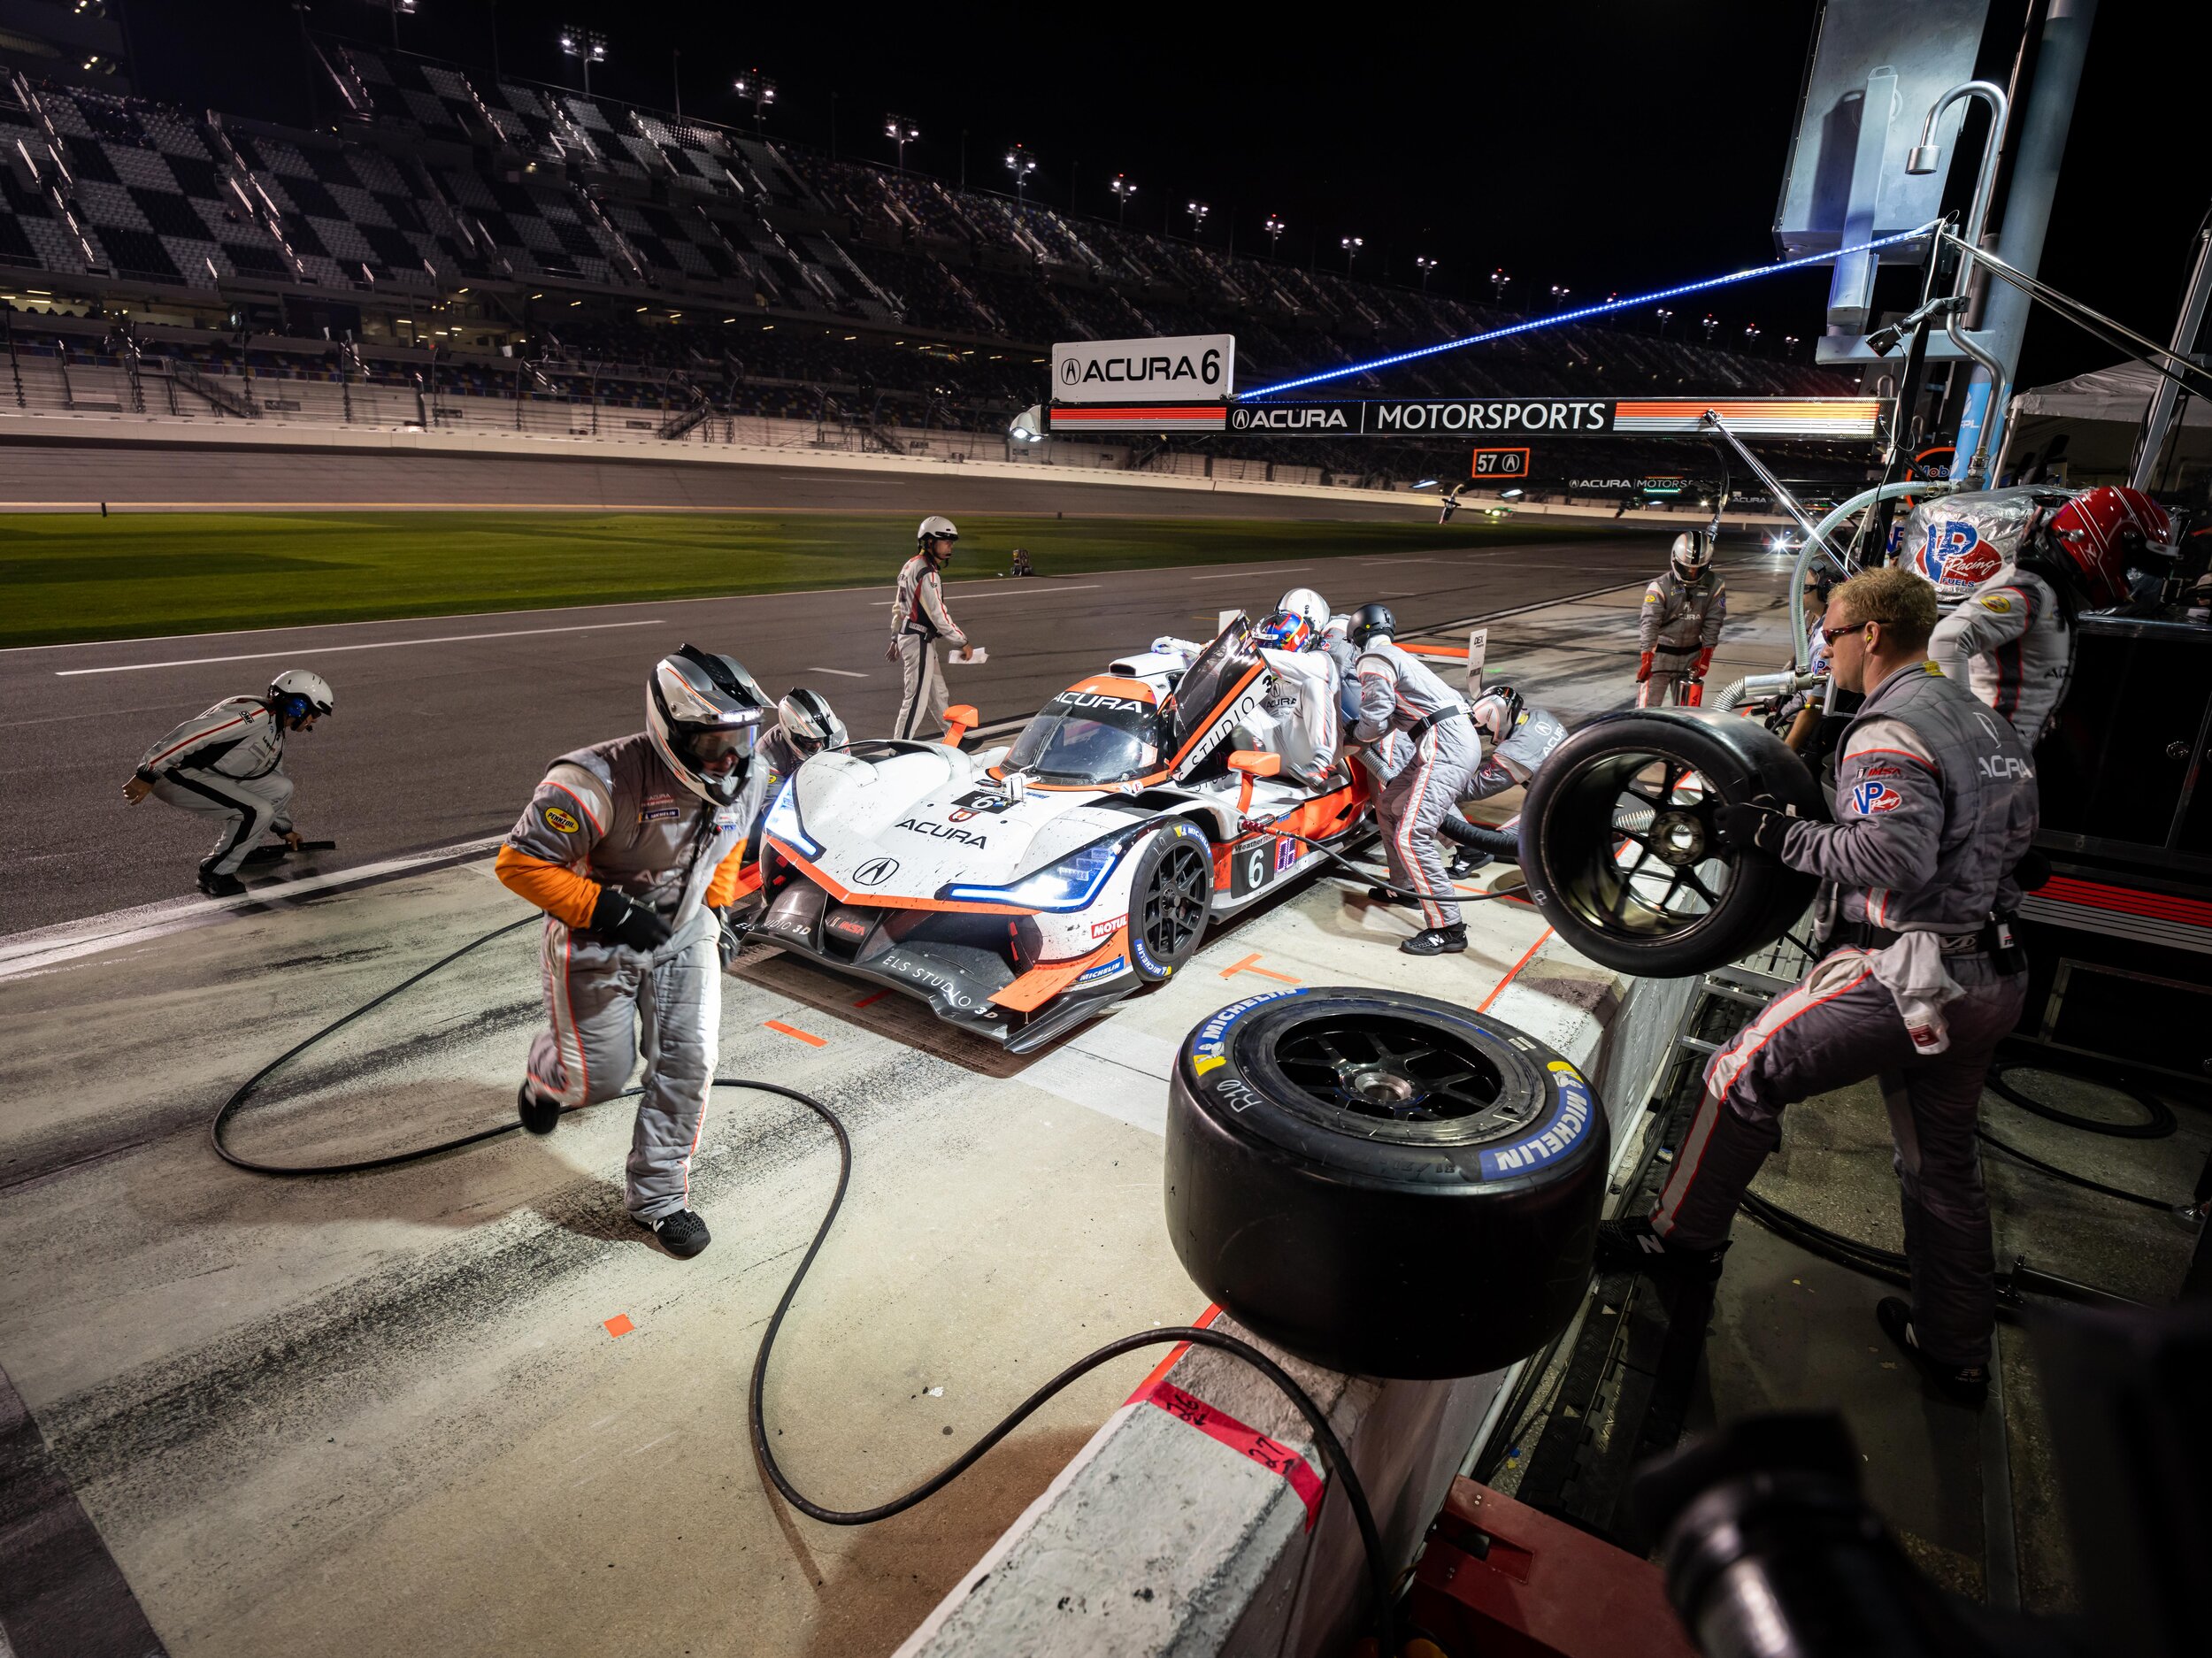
1126, 820, 1214, 982
1518, 710, 1822, 978
1164, 988, 1609, 1379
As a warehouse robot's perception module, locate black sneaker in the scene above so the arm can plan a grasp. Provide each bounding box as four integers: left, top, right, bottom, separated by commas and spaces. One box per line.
639, 1209, 711, 1259
516, 1081, 561, 1136
1365, 886, 1406, 906
196, 867, 246, 898
241, 845, 290, 866
1448, 851, 1493, 880
1593, 1216, 1729, 1283
1876, 1297, 1989, 1408
1401, 925, 1469, 956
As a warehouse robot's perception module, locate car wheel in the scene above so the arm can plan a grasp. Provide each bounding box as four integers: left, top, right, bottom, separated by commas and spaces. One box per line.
1165, 988, 1609, 1379
1518, 710, 1822, 978
1127, 820, 1214, 982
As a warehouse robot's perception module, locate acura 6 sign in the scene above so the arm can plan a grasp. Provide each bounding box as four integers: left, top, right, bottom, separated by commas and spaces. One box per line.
1053, 334, 1235, 403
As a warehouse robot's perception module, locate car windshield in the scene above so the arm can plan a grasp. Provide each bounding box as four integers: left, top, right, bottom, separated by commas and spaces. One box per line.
1004, 693, 1165, 785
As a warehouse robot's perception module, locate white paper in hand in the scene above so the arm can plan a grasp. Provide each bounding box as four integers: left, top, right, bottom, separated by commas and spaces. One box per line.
949, 646, 988, 665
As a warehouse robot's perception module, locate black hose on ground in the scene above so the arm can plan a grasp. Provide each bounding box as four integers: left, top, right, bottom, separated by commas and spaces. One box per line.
1254, 826, 1517, 909
213, 917, 1399, 1653
1986, 1062, 2177, 1140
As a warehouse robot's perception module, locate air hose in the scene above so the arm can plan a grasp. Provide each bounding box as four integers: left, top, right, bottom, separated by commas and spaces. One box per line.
212, 916, 1398, 1652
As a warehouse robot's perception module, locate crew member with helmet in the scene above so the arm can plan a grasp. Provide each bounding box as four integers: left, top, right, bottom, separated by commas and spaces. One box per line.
745, 687, 847, 853
1638, 531, 1728, 705
1350, 603, 1480, 956
1438, 681, 1571, 877
889, 516, 974, 741
495, 646, 774, 1261
1600, 567, 2038, 1406
124, 668, 335, 897
1924, 484, 2168, 744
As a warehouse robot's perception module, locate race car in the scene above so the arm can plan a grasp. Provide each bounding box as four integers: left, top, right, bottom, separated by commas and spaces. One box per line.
754, 616, 1372, 1053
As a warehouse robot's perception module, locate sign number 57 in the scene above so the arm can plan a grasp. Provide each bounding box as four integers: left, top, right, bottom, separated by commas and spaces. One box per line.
1473, 447, 1529, 476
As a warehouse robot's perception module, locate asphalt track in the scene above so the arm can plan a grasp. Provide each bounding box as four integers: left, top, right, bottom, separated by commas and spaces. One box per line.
2, 534, 1675, 934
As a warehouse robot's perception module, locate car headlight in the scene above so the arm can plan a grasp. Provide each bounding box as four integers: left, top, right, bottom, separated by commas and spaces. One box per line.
947, 832, 1133, 910
764, 779, 818, 857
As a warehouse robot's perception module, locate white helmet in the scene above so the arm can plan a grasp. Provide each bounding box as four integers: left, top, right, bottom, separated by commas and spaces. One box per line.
918, 514, 958, 551
1276, 587, 1330, 635
1469, 682, 1525, 742
647, 644, 770, 803
777, 687, 848, 757
268, 668, 334, 721
1670, 531, 1713, 582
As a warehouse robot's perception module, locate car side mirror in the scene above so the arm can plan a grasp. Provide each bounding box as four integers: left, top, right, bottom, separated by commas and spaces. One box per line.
942, 704, 979, 747
1228, 748, 1280, 812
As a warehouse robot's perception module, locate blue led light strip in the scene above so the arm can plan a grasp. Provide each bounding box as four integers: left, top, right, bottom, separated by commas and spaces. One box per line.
1243, 223, 1940, 400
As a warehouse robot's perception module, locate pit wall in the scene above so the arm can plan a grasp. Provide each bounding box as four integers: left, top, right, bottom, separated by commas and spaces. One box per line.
894, 963, 1698, 1658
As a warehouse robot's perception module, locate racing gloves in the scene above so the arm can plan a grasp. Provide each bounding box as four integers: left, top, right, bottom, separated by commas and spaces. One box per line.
1636, 651, 1655, 684
1714, 801, 1792, 857
713, 906, 745, 971
1693, 647, 1715, 681
591, 886, 673, 952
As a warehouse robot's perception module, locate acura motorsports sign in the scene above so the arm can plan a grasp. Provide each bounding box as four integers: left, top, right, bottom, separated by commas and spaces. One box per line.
1042, 395, 1885, 440
1052, 334, 1234, 403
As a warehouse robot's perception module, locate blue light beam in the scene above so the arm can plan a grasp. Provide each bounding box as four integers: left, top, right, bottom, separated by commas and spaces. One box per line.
1243, 223, 1940, 400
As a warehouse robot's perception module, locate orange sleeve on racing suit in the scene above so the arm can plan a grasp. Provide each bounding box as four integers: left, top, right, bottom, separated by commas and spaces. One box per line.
703, 845, 762, 908
495, 846, 601, 930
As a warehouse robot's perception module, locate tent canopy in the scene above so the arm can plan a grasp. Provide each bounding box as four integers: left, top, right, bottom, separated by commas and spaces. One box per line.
2012, 359, 2212, 428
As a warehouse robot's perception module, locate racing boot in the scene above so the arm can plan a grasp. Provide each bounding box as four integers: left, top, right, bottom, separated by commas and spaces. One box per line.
241, 844, 291, 866
1593, 1215, 1728, 1284
196, 862, 246, 898
1876, 1297, 1989, 1409
1400, 923, 1468, 956
639, 1209, 711, 1260
1448, 850, 1493, 880
517, 1080, 561, 1136
1365, 886, 1407, 907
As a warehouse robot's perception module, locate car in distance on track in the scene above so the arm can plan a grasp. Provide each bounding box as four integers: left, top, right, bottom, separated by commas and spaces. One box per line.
756, 617, 1371, 1052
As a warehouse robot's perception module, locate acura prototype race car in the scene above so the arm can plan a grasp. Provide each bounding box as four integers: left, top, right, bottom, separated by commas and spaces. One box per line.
755, 617, 1372, 1052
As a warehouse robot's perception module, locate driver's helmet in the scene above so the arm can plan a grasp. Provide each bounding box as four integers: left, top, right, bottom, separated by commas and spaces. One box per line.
2043, 485, 2170, 610
1255, 609, 1316, 653
1275, 587, 1330, 634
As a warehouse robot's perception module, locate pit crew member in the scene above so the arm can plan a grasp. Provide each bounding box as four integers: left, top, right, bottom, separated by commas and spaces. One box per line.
496, 646, 772, 1262
1638, 531, 1727, 706
1351, 603, 1479, 956
888, 515, 972, 741
124, 668, 334, 898
745, 688, 846, 854
1601, 567, 2038, 1407
1441, 683, 1569, 878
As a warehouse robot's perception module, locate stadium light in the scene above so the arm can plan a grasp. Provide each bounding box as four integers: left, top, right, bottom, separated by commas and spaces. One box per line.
1186, 200, 1210, 238
1005, 145, 1037, 209
1701, 314, 1719, 343
559, 26, 607, 97
1340, 235, 1362, 272
1491, 268, 1510, 308
1263, 213, 1286, 257
1110, 173, 1138, 227
1655, 306, 1674, 336
733, 71, 777, 132
386, 0, 418, 49
1415, 255, 1439, 291
886, 113, 918, 176
1549, 283, 1571, 310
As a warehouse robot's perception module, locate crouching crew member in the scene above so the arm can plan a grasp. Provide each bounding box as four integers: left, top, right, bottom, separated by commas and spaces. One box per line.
125, 668, 334, 898
495, 646, 773, 1262
1351, 603, 1479, 956
1600, 568, 2037, 1407
1638, 531, 1727, 705
745, 687, 846, 854
1440, 683, 1569, 877
888, 515, 973, 740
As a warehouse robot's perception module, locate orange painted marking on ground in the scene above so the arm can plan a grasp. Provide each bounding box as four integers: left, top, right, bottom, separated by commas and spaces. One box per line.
851, 990, 890, 1009
1125, 1304, 1225, 1403
764, 1018, 827, 1047
1218, 951, 1302, 984
603, 1315, 634, 1339
1477, 927, 1555, 1013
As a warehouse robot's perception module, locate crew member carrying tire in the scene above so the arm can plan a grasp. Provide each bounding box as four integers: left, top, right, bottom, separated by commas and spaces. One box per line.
495, 646, 773, 1262
124, 668, 334, 898
1599, 567, 2039, 1407
1351, 603, 1479, 956
888, 516, 973, 741
1638, 532, 1727, 707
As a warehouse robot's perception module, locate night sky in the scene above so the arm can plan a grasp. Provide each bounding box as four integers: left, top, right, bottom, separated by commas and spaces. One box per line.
127, 1, 2208, 390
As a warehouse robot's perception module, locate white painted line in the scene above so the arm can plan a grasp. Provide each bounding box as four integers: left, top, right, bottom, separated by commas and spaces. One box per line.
870, 583, 1102, 606
1188, 572, 1259, 582
805, 666, 870, 679
55, 619, 669, 676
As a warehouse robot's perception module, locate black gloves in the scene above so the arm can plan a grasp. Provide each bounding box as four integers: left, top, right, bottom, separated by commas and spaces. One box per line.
1714, 800, 1793, 856
590, 887, 672, 952
713, 906, 745, 970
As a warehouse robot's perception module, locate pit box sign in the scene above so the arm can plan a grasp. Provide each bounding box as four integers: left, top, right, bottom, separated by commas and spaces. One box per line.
1052, 334, 1234, 404
1473, 448, 1529, 477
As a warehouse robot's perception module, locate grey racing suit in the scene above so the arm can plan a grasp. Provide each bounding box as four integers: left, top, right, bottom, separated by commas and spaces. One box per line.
503, 733, 749, 1224
1651, 661, 2038, 1367
890, 552, 966, 740
1463, 702, 1568, 803
136, 696, 295, 876
1637, 569, 1727, 706
1355, 641, 1479, 929
1927, 564, 2070, 745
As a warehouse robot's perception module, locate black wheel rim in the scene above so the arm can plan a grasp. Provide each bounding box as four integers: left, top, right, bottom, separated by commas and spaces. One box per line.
1548, 750, 1738, 945
1271, 1011, 1540, 1135
1141, 841, 1210, 963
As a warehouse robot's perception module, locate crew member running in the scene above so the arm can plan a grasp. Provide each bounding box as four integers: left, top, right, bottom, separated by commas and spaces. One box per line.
888, 516, 973, 740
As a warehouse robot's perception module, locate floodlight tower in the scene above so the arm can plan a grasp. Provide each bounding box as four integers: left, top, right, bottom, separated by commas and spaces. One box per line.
1549, 283, 1571, 310
1415, 255, 1439, 291
885, 113, 918, 177
1186, 200, 1210, 239
1263, 213, 1286, 258
1005, 145, 1037, 209
387, 0, 418, 49
733, 72, 777, 133
1490, 268, 1510, 308
559, 26, 607, 97
1340, 235, 1362, 272
1655, 306, 1674, 336
1110, 173, 1138, 227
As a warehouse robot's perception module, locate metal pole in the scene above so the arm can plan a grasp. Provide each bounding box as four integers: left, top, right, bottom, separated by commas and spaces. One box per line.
1953, 0, 2098, 479
2131, 219, 2212, 489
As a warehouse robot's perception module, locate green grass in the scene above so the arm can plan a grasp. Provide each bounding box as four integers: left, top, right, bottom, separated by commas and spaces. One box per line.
0, 510, 1637, 648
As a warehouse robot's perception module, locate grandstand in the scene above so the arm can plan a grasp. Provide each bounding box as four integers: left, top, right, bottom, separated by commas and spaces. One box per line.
0, 38, 1871, 489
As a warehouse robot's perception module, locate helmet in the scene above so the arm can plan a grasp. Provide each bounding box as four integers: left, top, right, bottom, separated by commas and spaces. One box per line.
647, 644, 770, 803
267, 668, 334, 724
2042, 485, 2170, 610
1349, 602, 1395, 649
1469, 682, 1525, 741
1255, 610, 1316, 653
1670, 531, 1713, 582
918, 514, 959, 557
1276, 587, 1330, 633
777, 687, 848, 758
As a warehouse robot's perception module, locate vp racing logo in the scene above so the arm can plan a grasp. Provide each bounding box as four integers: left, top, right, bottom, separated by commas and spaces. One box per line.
1915, 519, 2002, 593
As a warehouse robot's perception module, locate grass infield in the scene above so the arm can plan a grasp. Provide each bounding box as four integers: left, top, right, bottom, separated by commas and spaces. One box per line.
0, 510, 1640, 648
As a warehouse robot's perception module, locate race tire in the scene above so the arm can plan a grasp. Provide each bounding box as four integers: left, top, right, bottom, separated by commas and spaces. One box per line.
1126, 820, 1214, 983
1518, 710, 1821, 978
1164, 987, 1609, 1379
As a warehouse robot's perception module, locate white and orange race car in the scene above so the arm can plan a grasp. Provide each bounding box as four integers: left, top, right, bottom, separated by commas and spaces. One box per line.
755, 616, 1372, 1052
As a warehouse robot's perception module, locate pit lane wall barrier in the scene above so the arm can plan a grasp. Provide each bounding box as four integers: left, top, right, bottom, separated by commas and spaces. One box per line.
894, 960, 1697, 1658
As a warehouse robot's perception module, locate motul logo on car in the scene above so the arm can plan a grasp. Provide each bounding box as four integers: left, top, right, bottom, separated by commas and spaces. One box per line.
897, 817, 989, 847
